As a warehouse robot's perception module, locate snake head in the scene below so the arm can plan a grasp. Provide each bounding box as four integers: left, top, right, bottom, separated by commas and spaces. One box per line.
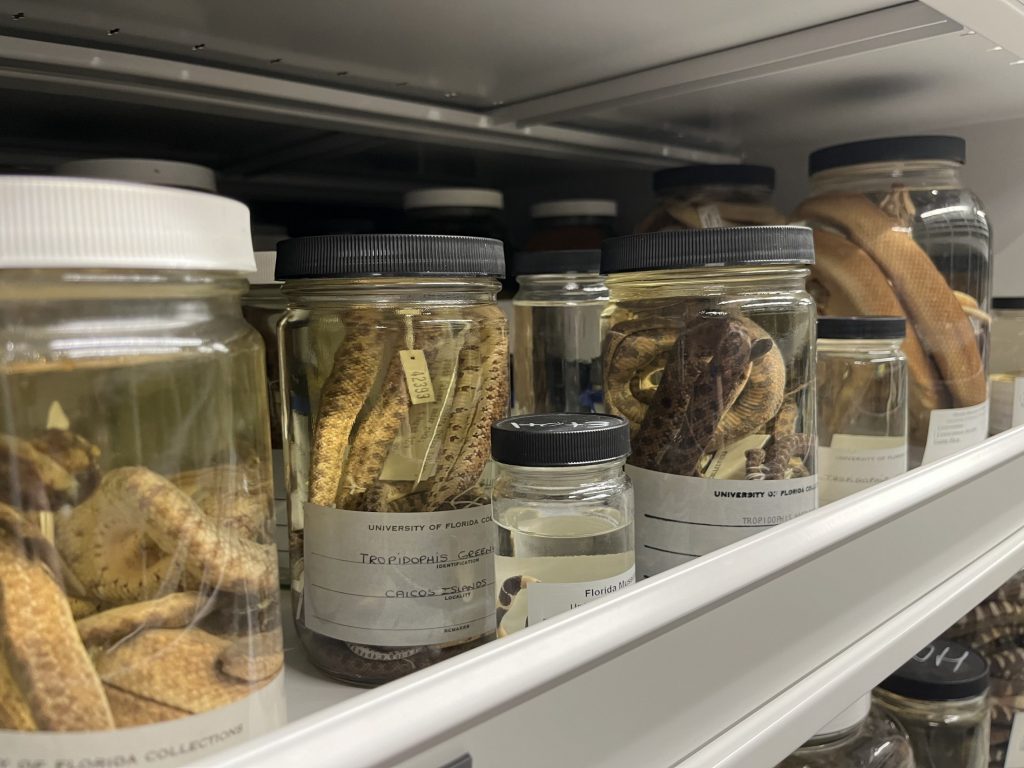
750, 337, 775, 361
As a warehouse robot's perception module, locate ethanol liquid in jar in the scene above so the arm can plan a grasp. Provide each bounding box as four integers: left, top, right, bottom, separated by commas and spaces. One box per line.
512, 250, 607, 414
491, 414, 634, 637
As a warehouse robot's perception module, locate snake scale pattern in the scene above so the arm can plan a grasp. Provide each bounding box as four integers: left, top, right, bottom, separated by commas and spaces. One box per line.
604, 309, 811, 480
295, 305, 509, 682
0, 429, 283, 732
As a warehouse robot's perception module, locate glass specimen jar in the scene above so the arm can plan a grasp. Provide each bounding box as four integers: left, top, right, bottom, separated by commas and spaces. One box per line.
512, 249, 608, 414
796, 136, 990, 467
637, 164, 784, 232
55, 157, 219, 192
989, 298, 1024, 433
490, 413, 634, 637
875, 639, 990, 768
817, 316, 908, 505
242, 251, 290, 584
601, 227, 818, 578
277, 233, 509, 686
0, 177, 284, 764
776, 696, 914, 768
526, 199, 618, 250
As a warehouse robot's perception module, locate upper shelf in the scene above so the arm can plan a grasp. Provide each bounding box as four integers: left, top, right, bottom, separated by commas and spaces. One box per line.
2, 0, 1024, 174
198, 429, 1024, 768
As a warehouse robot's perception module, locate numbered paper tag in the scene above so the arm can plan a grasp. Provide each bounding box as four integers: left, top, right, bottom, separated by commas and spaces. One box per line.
697, 204, 725, 228
399, 349, 436, 404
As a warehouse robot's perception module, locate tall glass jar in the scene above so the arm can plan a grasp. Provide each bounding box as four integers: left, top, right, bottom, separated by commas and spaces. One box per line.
242, 251, 290, 585
817, 317, 908, 505
526, 199, 618, 250
989, 298, 1024, 433
874, 639, 990, 768
601, 227, 817, 578
796, 136, 990, 467
277, 234, 508, 686
776, 696, 914, 768
513, 250, 608, 415
0, 177, 284, 764
637, 164, 784, 232
490, 414, 634, 637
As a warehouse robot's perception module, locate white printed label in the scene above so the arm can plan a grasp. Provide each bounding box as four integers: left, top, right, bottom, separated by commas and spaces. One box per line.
629, 464, 818, 578
697, 204, 725, 228
527, 568, 636, 625
3, 673, 285, 767
819, 434, 907, 505
990, 377, 1024, 434
922, 399, 990, 465
1006, 711, 1024, 767
303, 503, 495, 645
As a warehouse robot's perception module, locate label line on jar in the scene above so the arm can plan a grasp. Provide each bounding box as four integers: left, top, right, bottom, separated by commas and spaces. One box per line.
311, 582, 494, 598
643, 513, 771, 529
643, 543, 700, 558
308, 613, 496, 632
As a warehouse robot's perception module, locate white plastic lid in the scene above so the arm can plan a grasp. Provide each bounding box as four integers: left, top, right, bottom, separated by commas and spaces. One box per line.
403, 187, 504, 210
54, 158, 218, 192
530, 199, 618, 219
814, 695, 871, 737
248, 251, 281, 284
0, 176, 255, 273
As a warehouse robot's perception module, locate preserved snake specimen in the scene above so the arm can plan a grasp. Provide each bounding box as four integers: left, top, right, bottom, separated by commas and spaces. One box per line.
604, 311, 810, 479
0, 427, 283, 731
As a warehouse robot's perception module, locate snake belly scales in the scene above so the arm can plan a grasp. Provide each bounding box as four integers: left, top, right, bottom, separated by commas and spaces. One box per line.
604, 311, 809, 480
0, 431, 283, 732
300, 307, 508, 679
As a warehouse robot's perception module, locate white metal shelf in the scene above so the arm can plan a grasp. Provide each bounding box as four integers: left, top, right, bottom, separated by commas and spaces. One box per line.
199, 428, 1024, 768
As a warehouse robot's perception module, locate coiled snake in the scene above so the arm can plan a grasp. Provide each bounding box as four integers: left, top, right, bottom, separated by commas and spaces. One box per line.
604, 311, 809, 479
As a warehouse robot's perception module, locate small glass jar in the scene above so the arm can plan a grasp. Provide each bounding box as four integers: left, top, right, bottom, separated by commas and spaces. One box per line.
512, 249, 608, 415
0, 177, 284, 762
242, 251, 290, 585
875, 639, 990, 768
602, 227, 817, 577
943, 571, 1024, 766
526, 199, 618, 250
798, 136, 990, 467
637, 164, 784, 232
989, 298, 1024, 433
817, 317, 908, 505
490, 414, 634, 637
278, 233, 509, 686
776, 696, 914, 768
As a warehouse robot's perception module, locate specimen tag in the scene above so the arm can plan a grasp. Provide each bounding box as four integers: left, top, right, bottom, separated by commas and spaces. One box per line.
399, 349, 436, 404
697, 204, 725, 228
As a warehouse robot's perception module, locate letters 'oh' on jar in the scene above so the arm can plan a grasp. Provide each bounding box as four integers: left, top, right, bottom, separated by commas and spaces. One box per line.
277, 233, 509, 687
796, 135, 991, 467
600, 226, 818, 578
637, 164, 785, 232
0, 177, 285, 765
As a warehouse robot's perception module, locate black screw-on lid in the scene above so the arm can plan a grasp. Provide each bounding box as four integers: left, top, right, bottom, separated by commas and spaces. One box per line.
817, 316, 906, 340
491, 414, 631, 467
809, 136, 966, 176
653, 164, 775, 194
601, 226, 814, 274
878, 639, 989, 701
994, 297, 1024, 310
513, 249, 602, 276
275, 234, 506, 280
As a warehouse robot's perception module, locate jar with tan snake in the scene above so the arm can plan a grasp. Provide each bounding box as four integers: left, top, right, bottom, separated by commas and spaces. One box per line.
636, 164, 785, 233
0, 177, 284, 765
278, 234, 508, 686
601, 227, 818, 578
795, 135, 991, 467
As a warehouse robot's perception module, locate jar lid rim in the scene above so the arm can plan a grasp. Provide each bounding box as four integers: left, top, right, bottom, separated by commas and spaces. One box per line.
492, 414, 631, 467
809, 136, 966, 175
